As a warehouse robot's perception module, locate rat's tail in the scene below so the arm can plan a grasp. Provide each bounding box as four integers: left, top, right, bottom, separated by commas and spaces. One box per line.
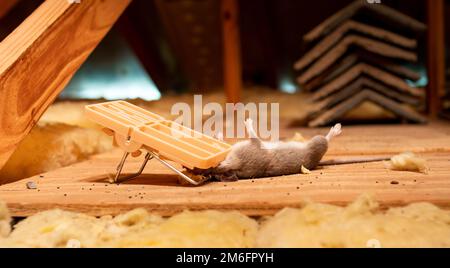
326, 123, 342, 142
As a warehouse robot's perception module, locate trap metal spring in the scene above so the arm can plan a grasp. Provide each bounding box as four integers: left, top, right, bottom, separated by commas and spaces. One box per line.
113, 151, 210, 186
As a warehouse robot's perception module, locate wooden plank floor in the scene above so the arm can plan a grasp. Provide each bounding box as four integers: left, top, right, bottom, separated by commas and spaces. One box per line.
1, 121, 450, 217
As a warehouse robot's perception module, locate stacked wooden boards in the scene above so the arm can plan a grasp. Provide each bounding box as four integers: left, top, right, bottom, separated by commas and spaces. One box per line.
294, 0, 427, 127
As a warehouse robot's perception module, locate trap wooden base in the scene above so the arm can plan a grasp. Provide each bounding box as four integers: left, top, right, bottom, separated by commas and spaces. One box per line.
1, 122, 450, 217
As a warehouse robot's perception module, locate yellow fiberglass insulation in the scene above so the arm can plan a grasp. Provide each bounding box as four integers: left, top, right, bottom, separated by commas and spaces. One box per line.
388, 152, 428, 173
1, 196, 450, 248
0, 201, 11, 238
0, 122, 113, 181
0, 208, 257, 248
256, 195, 450, 248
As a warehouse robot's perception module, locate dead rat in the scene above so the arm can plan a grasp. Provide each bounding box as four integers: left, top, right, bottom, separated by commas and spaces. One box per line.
189, 119, 389, 182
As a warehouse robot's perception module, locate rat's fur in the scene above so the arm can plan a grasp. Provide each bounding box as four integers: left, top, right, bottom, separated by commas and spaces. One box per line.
191, 119, 342, 181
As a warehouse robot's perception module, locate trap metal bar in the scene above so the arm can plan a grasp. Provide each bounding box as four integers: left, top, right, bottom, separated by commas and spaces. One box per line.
85, 101, 231, 185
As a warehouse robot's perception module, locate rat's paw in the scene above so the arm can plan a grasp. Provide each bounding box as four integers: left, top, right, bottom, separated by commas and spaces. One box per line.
326, 123, 342, 141
333, 123, 342, 135
244, 118, 259, 139
244, 118, 253, 129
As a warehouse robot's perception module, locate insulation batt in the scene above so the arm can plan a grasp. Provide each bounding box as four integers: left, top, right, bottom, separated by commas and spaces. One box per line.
0, 201, 11, 238
388, 152, 427, 173
0, 208, 257, 248
0, 122, 113, 181
257, 195, 450, 248
1, 195, 450, 248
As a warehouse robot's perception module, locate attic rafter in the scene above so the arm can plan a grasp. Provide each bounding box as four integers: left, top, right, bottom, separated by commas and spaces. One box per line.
308, 89, 427, 127
294, 20, 417, 71
297, 35, 417, 85
0, 0, 131, 172
311, 63, 424, 101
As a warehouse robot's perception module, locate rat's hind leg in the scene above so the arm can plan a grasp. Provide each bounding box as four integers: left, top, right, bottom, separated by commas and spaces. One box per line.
326, 123, 342, 142
245, 118, 259, 139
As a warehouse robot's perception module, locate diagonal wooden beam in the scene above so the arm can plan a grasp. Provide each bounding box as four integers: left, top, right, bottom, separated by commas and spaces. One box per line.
309, 89, 427, 127
297, 35, 417, 85
0, 0, 131, 173
294, 20, 417, 71
311, 63, 424, 101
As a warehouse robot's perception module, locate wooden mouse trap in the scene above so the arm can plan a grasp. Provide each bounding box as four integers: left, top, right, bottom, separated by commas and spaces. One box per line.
85, 101, 231, 185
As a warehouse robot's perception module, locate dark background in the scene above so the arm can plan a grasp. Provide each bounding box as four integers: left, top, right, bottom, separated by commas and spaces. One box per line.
0, 0, 435, 95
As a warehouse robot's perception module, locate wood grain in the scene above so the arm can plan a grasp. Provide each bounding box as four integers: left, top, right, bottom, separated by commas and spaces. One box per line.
0, 0, 130, 173
294, 20, 417, 71
297, 35, 418, 85
1, 122, 450, 217
221, 0, 242, 103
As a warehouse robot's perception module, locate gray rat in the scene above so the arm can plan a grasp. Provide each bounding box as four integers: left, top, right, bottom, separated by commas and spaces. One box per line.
190, 119, 342, 182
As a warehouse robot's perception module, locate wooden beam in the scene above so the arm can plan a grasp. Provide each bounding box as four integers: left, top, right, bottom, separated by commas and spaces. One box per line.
0, 0, 19, 19
0, 0, 130, 173
426, 0, 445, 118
221, 0, 242, 103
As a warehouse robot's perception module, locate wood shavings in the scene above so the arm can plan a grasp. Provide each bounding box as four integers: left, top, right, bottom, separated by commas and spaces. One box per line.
387, 152, 427, 173
300, 165, 311, 174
